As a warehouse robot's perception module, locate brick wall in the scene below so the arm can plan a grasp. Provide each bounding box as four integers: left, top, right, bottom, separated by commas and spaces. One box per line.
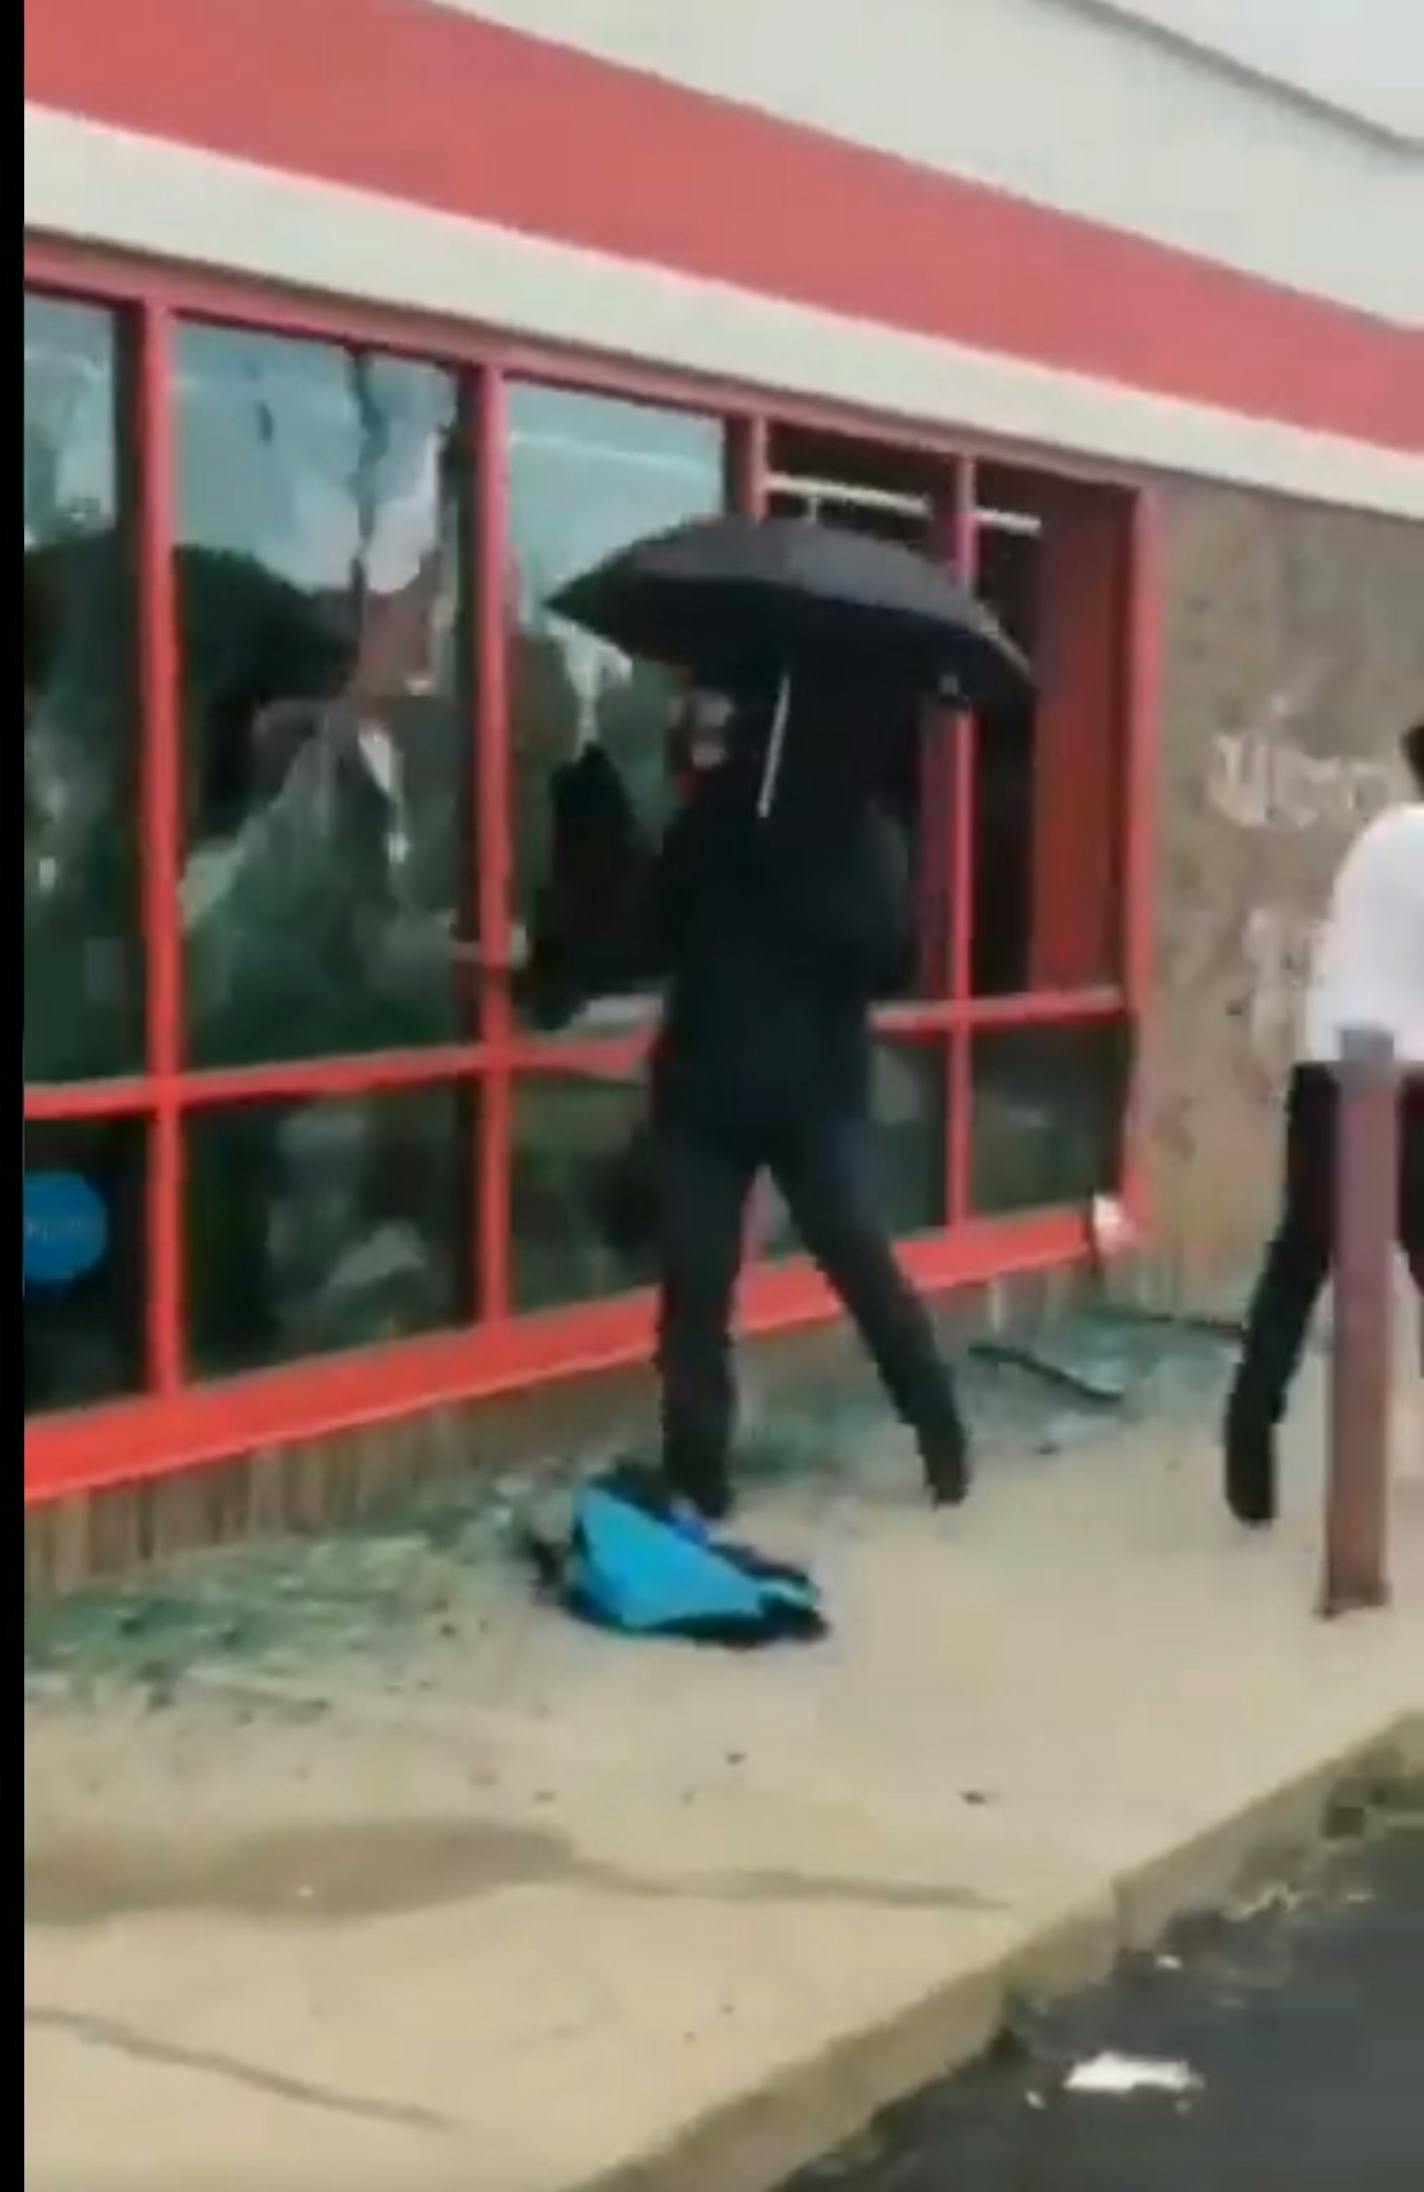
1143, 488, 1424, 1305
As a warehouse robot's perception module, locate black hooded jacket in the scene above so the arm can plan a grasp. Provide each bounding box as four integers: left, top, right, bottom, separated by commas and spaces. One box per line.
528, 716, 910, 1136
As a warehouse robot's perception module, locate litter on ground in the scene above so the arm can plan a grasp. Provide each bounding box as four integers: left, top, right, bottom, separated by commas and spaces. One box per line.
1064, 2052, 1203, 2098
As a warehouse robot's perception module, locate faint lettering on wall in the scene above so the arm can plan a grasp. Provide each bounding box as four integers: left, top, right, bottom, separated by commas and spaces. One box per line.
1208, 731, 1395, 835
1240, 904, 1319, 1066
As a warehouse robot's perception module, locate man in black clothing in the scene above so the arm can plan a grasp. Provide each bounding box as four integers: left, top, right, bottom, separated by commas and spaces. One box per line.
534, 682, 969, 1520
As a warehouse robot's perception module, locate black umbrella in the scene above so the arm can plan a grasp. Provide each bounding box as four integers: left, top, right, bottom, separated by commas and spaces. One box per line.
548, 514, 1031, 712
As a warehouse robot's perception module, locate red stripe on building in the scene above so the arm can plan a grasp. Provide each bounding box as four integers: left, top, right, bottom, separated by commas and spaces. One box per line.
26, 0, 1421, 455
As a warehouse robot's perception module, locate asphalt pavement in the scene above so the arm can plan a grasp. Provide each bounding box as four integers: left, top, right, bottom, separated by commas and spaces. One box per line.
784, 1817, 1424, 2192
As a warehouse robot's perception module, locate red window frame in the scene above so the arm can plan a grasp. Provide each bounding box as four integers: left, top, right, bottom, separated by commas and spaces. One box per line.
23, 237, 1160, 1506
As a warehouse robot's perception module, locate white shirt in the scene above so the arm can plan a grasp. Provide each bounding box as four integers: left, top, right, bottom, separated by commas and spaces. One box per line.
1302, 803, 1424, 1066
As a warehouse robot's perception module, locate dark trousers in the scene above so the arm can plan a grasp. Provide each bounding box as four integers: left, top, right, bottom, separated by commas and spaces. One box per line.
654, 1114, 963, 1490
1230, 1065, 1424, 1437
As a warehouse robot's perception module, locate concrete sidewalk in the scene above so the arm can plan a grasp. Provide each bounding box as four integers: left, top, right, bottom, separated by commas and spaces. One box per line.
24, 1356, 1424, 2192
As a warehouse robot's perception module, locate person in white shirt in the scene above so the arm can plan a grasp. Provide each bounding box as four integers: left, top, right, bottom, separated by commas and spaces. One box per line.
1224, 721, 1424, 1525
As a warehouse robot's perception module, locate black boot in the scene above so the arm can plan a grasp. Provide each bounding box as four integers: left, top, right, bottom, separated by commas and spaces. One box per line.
663, 1438, 735, 1525
919, 1412, 971, 1508
1223, 1392, 1277, 1527
1220, 1080, 1334, 1531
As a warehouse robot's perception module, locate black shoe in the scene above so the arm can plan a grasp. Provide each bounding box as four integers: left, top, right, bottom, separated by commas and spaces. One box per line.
664, 1455, 735, 1526
1224, 1402, 1277, 1527
920, 1421, 971, 1509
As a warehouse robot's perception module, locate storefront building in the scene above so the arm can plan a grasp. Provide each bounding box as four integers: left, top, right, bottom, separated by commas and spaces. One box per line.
24, 0, 1422, 1521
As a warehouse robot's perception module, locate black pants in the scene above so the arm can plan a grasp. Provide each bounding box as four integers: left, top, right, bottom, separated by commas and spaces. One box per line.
1229, 1065, 1424, 1437
654, 1114, 963, 1490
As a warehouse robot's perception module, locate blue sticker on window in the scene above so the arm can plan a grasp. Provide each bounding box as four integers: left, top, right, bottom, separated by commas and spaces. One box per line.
23, 1170, 109, 1290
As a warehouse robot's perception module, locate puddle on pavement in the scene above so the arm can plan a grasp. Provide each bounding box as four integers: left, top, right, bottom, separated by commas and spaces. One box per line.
27, 1816, 998, 1927
25, 1818, 584, 1925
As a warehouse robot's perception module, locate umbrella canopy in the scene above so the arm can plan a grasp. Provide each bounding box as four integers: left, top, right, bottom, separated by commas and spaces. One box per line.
548, 515, 1031, 710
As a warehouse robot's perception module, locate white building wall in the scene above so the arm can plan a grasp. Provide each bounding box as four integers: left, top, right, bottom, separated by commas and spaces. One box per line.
26, 104, 1423, 520
25, 0, 1422, 513
447, 0, 1424, 322
1095, 0, 1422, 143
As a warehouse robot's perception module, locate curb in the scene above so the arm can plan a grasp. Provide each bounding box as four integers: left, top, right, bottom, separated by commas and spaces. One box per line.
569, 1710, 1424, 2192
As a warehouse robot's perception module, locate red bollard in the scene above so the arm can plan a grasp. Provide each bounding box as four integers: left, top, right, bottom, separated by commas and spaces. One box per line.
1320, 1027, 1398, 1617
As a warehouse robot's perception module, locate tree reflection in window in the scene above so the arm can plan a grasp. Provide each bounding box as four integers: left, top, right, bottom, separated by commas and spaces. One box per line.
24, 294, 143, 1082
510, 1072, 657, 1311
506, 385, 724, 1032
186, 1086, 475, 1374
971, 1021, 1127, 1215
175, 323, 474, 1067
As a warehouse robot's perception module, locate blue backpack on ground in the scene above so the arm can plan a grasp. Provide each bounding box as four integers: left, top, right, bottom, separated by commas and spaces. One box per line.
525, 1466, 827, 1647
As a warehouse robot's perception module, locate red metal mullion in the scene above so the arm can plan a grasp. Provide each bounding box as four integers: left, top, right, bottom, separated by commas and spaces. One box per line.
872, 989, 1125, 1045
488, 987, 1141, 1049
25, 241, 502, 383
25, 241, 764, 435
26, 1203, 1091, 1507
473, 365, 513, 1320
874, 1002, 956, 1038
26, 239, 1169, 500
502, 1031, 653, 1078
174, 1047, 490, 1109
954, 987, 1124, 1030
1117, 487, 1163, 1231
30, 1055, 495, 1125
133, 301, 185, 1395
947, 718, 978, 1226
726, 413, 769, 517
944, 457, 979, 1228
722, 412, 773, 1254
24, 1078, 156, 1122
